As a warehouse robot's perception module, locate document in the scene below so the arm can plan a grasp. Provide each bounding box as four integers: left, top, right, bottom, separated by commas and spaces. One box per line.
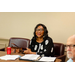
19, 54, 40, 61
0, 55, 20, 60
19, 54, 56, 62
39, 57, 56, 62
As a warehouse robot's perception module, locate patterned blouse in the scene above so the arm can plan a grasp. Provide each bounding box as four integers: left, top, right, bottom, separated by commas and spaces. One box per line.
29, 37, 54, 57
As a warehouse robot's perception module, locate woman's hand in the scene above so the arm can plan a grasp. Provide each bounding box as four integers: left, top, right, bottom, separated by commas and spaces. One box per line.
23, 48, 36, 54
23, 48, 32, 54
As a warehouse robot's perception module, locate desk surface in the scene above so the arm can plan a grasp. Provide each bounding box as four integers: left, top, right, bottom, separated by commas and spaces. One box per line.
0, 51, 61, 62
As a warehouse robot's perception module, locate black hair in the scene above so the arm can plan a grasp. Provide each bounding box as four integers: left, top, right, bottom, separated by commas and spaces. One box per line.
32, 23, 48, 41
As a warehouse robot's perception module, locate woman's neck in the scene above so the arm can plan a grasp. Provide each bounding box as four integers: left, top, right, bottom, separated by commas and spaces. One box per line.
36, 37, 44, 43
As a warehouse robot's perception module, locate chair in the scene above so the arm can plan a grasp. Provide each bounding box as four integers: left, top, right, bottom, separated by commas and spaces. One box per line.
0, 37, 30, 51
54, 43, 66, 62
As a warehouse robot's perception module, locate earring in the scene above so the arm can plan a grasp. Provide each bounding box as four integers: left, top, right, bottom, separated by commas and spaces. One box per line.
43, 35, 45, 38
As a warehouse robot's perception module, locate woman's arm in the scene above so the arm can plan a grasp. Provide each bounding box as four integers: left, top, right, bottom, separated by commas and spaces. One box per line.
45, 38, 54, 57
37, 37, 54, 57
23, 48, 36, 54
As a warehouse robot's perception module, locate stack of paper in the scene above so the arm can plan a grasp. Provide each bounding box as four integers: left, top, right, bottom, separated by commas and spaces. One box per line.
39, 57, 56, 62
20, 54, 40, 61
0, 55, 20, 60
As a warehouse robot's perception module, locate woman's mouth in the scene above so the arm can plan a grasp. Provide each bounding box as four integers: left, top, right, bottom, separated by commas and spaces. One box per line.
37, 34, 41, 35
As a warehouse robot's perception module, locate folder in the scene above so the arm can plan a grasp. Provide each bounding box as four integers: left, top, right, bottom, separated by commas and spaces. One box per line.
19, 54, 56, 62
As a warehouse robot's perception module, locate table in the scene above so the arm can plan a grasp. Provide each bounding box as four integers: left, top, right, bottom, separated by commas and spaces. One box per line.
0, 51, 61, 62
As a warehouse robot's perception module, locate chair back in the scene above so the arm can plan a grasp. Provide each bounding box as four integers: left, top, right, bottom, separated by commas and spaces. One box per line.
8, 37, 30, 49
54, 43, 65, 57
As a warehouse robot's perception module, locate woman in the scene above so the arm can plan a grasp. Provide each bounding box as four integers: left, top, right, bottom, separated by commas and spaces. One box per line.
24, 23, 54, 57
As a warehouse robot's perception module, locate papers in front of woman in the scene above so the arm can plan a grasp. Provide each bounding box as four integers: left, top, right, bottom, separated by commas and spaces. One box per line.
0, 55, 20, 60
20, 54, 56, 62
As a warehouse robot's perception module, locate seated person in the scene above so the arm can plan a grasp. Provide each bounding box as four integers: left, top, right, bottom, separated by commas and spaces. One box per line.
66, 35, 75, 62
23, 23, 54, 57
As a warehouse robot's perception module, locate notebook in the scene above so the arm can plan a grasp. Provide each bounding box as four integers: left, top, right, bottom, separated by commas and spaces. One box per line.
19, 54, 41, 61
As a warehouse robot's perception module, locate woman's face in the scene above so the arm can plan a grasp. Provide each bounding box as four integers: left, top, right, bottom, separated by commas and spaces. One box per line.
35, 26, 44, 38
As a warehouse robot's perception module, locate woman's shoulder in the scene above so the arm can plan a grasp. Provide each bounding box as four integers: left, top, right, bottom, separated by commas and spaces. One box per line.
44, 36, 53, 44
44, 37, 53, 45
45, 36, 53, 41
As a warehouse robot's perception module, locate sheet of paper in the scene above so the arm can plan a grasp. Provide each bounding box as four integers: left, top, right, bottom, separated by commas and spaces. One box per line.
20, 54, 40, 60
39, 57, 56, 62
0, 55, 20, 60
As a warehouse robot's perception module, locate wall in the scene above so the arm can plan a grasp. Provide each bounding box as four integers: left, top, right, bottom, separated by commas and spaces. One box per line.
0, 38, 9, 48
0, 12, 75, 45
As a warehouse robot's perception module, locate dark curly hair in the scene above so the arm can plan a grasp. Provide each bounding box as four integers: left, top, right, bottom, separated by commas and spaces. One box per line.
32, 23, 48, 41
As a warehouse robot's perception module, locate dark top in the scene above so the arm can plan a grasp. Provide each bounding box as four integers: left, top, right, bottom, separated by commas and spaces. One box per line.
29, 37, 55, 57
